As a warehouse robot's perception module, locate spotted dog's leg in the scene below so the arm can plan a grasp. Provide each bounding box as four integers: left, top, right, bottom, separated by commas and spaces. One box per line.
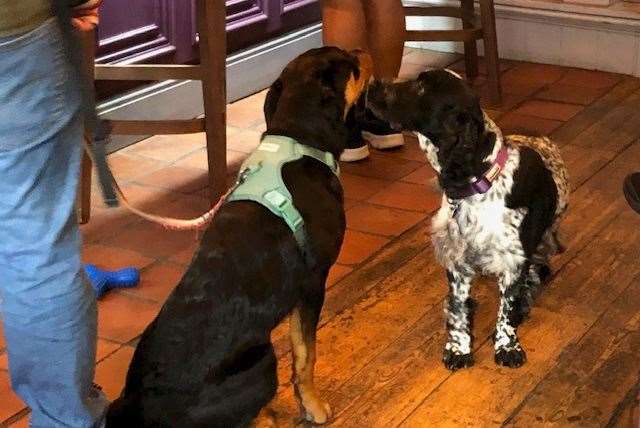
443, 268, 476, 371
511, 263, 545, 325
494, 269, 528, 368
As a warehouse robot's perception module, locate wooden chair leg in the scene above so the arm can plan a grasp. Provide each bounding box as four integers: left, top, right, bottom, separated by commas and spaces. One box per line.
461, 0, 479, 80
79, 29, 96, 223
78, 148, 93, 224
198, 0, 228, 202
479, 0, 502, 105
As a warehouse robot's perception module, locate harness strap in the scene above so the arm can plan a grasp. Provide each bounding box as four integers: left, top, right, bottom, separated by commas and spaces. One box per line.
226, 135, 339, 250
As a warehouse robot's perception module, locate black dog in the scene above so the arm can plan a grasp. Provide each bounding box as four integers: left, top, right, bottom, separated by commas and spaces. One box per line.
367, 70, 568, 370
105, 47, 372, 427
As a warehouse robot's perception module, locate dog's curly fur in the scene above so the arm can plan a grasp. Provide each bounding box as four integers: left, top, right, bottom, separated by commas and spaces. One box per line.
367, 70, 569, 370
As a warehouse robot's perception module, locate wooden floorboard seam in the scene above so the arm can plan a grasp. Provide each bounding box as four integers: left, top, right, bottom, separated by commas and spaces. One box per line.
605, 381, 640, 427
393, 140, 640, 426
500, 220, 631, 426
390, 207, 625, 427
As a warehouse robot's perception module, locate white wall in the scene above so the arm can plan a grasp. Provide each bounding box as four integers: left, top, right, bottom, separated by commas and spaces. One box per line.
405, 0, 640, 76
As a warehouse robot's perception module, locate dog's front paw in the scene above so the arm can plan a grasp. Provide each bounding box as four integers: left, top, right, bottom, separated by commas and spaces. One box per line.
300, 395, 332, 425
443, 349, 474, 371
495, 347, 527, 368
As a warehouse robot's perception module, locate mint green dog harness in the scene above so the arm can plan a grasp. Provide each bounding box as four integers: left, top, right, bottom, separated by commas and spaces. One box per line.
226, 135, 340, 249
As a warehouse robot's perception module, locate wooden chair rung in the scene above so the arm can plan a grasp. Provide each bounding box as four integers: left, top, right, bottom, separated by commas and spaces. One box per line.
109, 118, 206, 135
79, 1, 228, 223
95, 64, 203, 81
405, 6, 464, 19
406, 28, 483, 43
403, 1, 502, 105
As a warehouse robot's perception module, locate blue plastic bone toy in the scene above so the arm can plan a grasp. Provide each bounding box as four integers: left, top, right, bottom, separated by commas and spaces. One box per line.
84, 264, 140, 299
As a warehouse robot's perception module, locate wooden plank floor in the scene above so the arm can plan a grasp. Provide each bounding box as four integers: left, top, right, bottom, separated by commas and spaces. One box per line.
268, 78, 640, 427
2, 52, 640, 427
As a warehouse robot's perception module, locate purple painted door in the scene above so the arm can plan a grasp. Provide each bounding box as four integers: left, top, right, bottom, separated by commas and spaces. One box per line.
97, 0, 320, 64
95, 1, 319, 99
97, 0, 196, 65
224, 0, 320, 52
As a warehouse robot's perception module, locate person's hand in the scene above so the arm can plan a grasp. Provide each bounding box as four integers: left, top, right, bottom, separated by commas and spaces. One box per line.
71, 0, 103, 31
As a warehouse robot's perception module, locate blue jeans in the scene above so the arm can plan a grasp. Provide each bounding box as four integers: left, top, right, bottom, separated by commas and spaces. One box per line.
0, 19, 108, 427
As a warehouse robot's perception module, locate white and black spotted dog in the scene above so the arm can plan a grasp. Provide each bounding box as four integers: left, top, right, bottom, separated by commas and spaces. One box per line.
367, 70, 569, 370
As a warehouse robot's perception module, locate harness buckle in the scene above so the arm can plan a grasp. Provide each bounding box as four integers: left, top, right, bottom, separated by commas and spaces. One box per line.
264, 189, 287, 208
264, 190, 304, 231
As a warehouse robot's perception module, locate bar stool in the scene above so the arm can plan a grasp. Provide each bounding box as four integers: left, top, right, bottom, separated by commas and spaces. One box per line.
79, 0, 227, 223
404, 0, 502, 105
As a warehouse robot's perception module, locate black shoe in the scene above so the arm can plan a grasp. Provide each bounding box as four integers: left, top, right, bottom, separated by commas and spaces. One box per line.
339, 98, 404, 162
340, 100, 370, 162
359, 107, 405, 150
623, 172, 640, 214
340, 141, 370, 162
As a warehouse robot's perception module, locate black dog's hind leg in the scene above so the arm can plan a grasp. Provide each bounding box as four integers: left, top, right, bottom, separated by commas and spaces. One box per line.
494, 267, 528, 368
251, 406, 278, 428
290, 284, 331, 424
443, 267, 476, 371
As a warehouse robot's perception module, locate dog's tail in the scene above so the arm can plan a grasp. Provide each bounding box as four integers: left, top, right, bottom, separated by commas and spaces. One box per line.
552, 230, 567, 254
535, 228, 566, 262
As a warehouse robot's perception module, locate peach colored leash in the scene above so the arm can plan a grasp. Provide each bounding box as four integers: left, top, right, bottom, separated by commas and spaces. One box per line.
83, 137, 235, 232
67, 3, 224, 232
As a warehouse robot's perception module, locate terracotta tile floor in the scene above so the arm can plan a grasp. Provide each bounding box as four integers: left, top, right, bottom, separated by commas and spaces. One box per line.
0, 47, 628, 425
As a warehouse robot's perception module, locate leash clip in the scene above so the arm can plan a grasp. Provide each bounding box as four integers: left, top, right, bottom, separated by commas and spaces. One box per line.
236, 162, 262, 186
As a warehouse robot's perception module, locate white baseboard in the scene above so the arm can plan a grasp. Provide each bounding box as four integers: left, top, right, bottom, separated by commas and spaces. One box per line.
98, 23, 323, 153
405, 0, 640, 77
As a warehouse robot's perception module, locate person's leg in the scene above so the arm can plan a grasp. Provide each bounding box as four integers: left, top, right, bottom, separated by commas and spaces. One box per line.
0, 19, 107, 427
322, 0, 405, 78
321, 0, 407, 161
321, 0, 368, 51
362, 0, 406, 79
356, 0, 407, 152
321, 0, 371, 162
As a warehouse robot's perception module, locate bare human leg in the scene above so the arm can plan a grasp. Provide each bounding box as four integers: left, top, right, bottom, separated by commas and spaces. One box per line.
321, 0, 368, 52
362, 0, 406, 79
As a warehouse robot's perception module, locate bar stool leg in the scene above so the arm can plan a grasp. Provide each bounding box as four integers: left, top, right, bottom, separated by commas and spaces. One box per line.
198, 0, 228, 202
479, 0, 502, 105
78, 148, 92, 224
461, 0, 479, 80
79, 29, 96, 223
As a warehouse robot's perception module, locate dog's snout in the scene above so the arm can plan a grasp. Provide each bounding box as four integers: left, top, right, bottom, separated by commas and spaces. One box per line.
367, 80, 394, 111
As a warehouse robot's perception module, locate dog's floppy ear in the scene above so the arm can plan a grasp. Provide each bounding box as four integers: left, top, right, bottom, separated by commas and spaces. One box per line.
317, 51, 372, 117
264, 78, 283, 126
314, 58, 358, 108
437, 103, 485, 188
444, 99, 484, 148
457, 111, 481, 150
